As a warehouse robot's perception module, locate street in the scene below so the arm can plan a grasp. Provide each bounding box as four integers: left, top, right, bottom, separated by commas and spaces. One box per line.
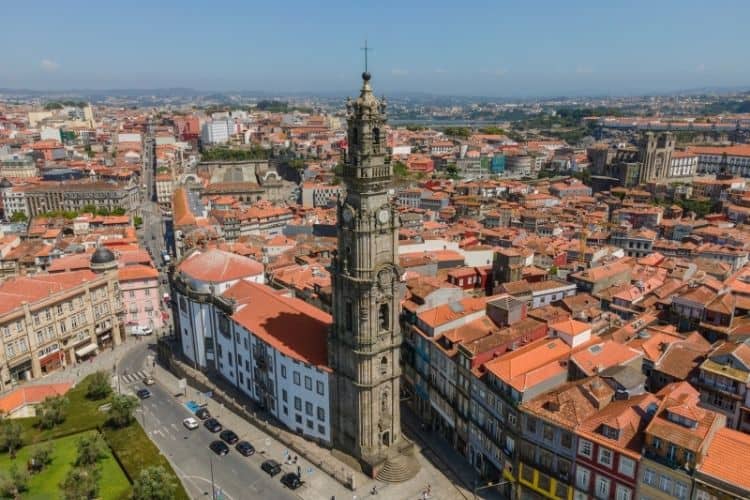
116, 342, 298, 500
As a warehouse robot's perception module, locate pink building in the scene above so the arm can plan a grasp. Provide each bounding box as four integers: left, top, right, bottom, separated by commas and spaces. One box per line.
118, 265, 164, 331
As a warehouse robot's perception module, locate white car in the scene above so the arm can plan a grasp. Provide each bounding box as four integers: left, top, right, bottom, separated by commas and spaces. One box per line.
183, 417, 199, 430
130, 325, 154, 336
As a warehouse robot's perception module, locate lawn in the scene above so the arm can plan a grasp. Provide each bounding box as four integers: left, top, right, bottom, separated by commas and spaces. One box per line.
4, 373, 188, 499
0, 430, 130, 500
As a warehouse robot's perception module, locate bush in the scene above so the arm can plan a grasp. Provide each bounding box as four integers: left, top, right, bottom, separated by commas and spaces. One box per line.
85, 371, 112, 400
30, 443, 53, 471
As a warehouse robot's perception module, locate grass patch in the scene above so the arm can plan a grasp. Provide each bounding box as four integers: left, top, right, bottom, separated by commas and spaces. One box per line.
0, 430, 130, 500
102, 422, 189, 500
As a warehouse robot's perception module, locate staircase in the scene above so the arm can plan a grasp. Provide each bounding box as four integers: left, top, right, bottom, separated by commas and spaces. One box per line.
376, 452, 420, 483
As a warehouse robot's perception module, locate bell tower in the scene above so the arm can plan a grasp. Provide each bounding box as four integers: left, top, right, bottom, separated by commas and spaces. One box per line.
328, 69, 419, 480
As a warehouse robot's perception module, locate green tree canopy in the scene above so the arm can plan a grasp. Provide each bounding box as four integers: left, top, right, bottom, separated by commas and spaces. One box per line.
9, 212, 27, 223
60, 466, 100, 500
0, 420, 23, 458
108, 394, 138, 428
0, 463, 28, 499
201, 147, 269, 162
85, 371, 112, 400
75, 433, 108, 467
37, 394, 68, 430
479, 126, 506, 135
443, 127, 470, 139
132, 466, 177, 500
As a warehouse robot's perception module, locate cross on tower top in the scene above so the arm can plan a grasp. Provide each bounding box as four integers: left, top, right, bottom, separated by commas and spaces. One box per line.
361, 40, 373, 74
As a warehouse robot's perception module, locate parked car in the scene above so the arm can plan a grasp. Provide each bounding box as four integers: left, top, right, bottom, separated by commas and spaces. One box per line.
209, 440, 229, 456
143, 376, 155, 386
183, 417, 199, 430
204, 418, 222, 433
136, 388, 151, 399
280, 472, 303, 490
195, 407, 211, 420
130, 325, 153, 336
219, 429, 239, 445
261, 459, 282, 477
235, 441, 255, 456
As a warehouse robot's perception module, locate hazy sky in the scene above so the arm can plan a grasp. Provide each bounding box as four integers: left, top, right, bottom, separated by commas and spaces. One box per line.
1, 0, 749, 97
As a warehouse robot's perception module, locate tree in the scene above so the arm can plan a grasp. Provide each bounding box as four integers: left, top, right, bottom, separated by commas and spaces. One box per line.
85, 371, 112, 400
60, 467, 100, 500
9, 212, 27, 223
446, 164, 460, 179
392, 161, 409, 178
110, 207, 126, 216
132, 466, 177, 500
37, 394, 68, 430
0, 463, 28, 498
0, 420, 23, 458
479, 126, 506, 135
443, 127, 470, 139
30, 443, 53, 471
133, 215, 143, 227
108, 394, 138, 428
75, 433, 107, 467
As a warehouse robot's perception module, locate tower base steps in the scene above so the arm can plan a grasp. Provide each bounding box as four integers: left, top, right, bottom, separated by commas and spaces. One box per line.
375, 448, 420, 483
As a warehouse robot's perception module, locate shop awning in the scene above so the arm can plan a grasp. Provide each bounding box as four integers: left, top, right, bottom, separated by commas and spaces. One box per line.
75, 343, 97, 358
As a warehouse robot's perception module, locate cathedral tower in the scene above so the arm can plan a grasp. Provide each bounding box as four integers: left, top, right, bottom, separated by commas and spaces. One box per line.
328, 71, 418, 480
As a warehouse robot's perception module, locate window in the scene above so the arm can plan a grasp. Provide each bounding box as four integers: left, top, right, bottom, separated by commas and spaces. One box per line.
293, 371, 300, 385
282, 406, 288, 416
658, 475, 672, 493
526, 416, 537, 434
595, 475, 610, 499
305, 402, 313, 416
560, 431, 572, 449
318, 424, 325, 434
674, 482, 688, 500
652, 437, 661, 449
379, 303, 389, 331
543, 424, 554, 442
306, 419, 314, 430
304, 376, 312, 391
597, 447, 613, 467
578, 439, 593, 458
618, 456, 635, 478
316, 381, 325, 395
380, 356, 388, 376
282, 389, 287, 402
576, 466, 590, 490
317, 407, 325, 421
294, 397, 301, 411
295, 414, 302, 424
281, 365, 287, 378
615, 484, 632, 500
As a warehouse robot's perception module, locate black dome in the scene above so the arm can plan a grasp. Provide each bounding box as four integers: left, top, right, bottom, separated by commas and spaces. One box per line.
91, 246, 115, 264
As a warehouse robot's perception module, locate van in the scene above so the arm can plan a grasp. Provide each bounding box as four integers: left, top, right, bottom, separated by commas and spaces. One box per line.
130, 325, 154, 336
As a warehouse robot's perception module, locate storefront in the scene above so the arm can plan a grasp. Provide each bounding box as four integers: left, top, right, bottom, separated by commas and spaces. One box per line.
40, 350, 64, 374
97, 332, 113, 350
9, 358, 32, 382
75, 342, 98, 360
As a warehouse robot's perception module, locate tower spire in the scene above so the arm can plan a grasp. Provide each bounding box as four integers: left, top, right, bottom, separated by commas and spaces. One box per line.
361, 40, 373, 78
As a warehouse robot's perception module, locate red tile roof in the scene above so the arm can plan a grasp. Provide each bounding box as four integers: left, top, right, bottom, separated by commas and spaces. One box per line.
178, 249, 263, 283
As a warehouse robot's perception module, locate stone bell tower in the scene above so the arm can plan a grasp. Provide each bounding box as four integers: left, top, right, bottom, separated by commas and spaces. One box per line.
328, 69, 419, 481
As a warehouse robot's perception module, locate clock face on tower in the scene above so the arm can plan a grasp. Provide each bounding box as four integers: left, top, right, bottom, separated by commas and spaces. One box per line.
342, 206, 354, 223
377, 208, 390, 224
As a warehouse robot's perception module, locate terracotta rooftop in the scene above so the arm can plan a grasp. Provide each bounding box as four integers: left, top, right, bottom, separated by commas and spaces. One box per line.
698, 427, 750, 492
178, 248, 263, 284
0, 270, 98, 315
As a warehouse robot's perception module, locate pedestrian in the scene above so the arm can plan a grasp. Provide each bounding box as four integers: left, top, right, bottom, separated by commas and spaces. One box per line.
371, 485, 377, 495
427, 484, 431, 497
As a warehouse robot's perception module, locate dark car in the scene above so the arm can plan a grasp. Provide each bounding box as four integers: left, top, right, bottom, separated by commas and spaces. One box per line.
136, 388, 151, 399
195, 407, 211, 420
209, 440, 229, 456
204, 418, 222, 433
219, 429, 239, 445
280, 472, 303, 490
261, 459, 282, 477
235, 441, 255, 456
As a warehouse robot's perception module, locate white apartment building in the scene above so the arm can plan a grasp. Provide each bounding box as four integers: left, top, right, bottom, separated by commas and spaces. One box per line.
301, 182, 344, 208
668, 152, 698, 178
201, 119, 235, 145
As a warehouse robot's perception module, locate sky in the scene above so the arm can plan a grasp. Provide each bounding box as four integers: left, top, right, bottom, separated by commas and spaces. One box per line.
1, 0, 749, 97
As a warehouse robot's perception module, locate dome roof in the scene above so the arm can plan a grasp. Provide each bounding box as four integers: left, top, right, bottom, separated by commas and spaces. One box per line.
0, 178, 12, 189
91, 246, 116, 265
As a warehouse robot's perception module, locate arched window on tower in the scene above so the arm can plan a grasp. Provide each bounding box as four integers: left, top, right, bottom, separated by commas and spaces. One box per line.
380, 356, 388, 376
351, 127, 358, 146
345, 301, 353, 331
372, 127, 380, 152
379, 303, 389, 331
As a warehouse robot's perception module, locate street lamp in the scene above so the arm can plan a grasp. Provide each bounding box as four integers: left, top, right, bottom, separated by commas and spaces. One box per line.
473, 479, 510, 500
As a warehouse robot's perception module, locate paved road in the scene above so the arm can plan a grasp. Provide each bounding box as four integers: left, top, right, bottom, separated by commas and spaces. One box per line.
117, 342, 298, 500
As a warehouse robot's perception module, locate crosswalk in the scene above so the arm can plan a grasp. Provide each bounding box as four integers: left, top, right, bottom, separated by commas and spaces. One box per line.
120, 370, 148, 385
